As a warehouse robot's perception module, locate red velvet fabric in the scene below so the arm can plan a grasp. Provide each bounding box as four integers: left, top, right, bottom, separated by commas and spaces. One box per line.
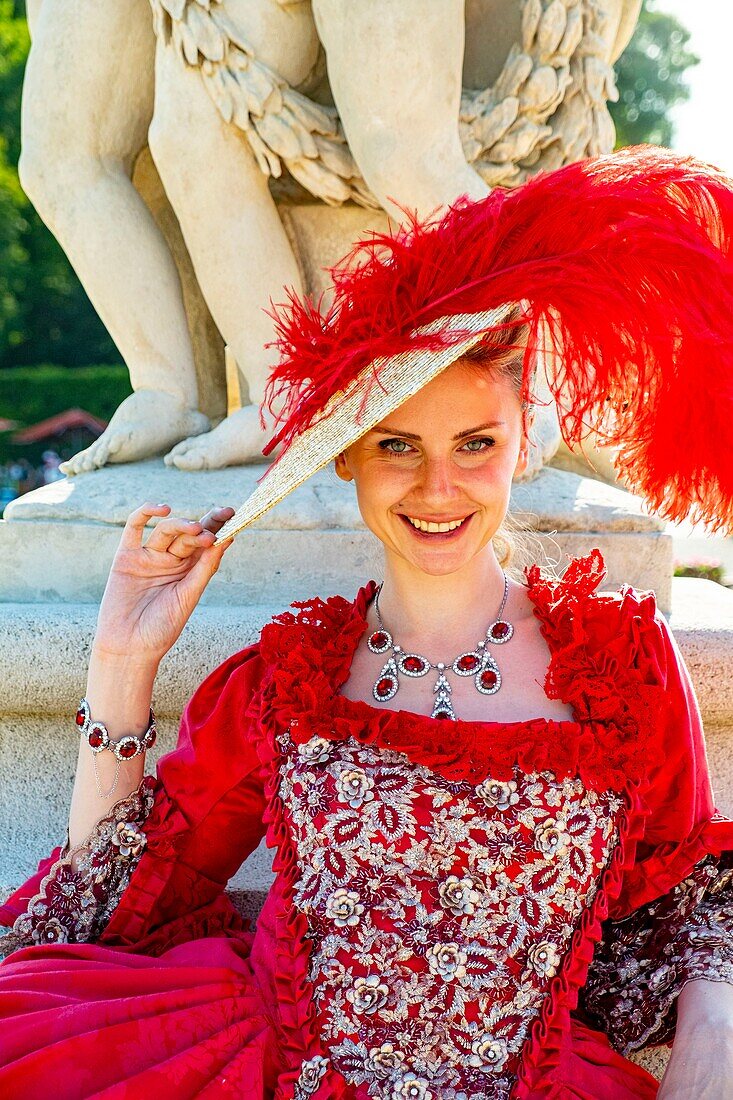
1, 549, 731, 1099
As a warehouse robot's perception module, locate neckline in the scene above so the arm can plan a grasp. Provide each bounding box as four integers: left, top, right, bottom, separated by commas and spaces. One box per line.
329, 575, 586, 737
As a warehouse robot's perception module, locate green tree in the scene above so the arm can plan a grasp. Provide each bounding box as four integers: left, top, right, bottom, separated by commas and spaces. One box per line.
0, 0, 118, 368
611, 0, 699, 148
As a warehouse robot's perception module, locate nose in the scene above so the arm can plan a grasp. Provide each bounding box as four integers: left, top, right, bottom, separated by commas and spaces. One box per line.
414, 455, 461, 507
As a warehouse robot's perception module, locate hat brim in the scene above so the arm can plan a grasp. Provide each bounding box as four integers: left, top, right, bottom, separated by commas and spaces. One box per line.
215, 305, 516, 543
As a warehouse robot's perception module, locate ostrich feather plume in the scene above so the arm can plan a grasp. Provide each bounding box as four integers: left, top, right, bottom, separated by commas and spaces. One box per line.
264, 146, 733, 532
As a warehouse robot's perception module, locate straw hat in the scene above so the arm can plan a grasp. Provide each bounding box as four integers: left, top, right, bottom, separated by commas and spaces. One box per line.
217, 146, 733, 543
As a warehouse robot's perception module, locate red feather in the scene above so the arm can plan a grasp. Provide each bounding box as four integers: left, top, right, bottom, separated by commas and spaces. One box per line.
263, 145, 733, 532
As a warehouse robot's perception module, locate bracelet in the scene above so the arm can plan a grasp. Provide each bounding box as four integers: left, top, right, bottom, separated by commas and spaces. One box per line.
75, 698, 157, 799
75, 698, 157, 760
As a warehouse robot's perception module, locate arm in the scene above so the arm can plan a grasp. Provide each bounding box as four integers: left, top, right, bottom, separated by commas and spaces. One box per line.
578, 608, 733, 1057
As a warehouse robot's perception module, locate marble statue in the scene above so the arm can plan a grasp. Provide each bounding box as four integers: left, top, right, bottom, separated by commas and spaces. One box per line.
19, 0, 640, 476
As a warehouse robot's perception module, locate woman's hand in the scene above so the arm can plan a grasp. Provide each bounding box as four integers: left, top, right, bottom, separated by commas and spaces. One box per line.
658, 980, 733, 1099
92, 502, 235, 666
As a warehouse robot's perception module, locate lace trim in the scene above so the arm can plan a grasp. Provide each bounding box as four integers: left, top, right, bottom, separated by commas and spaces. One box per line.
0, 776, 156, 959
579, 853, 733, 1052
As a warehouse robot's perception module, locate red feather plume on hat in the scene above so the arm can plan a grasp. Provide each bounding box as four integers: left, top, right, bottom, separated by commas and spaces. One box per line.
264, 145, 733, 533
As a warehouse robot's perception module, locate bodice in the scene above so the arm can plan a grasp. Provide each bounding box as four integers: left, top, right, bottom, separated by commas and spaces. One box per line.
279, 729, 625, 1099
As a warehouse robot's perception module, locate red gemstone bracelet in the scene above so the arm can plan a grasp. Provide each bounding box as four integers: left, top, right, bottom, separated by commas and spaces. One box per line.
75, 698, 157, 799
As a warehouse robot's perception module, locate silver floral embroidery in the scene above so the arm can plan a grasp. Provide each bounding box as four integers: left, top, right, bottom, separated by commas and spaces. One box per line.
0, 779, 155, 959
295, 1053, 329, 1097
279, 734, 624, 1099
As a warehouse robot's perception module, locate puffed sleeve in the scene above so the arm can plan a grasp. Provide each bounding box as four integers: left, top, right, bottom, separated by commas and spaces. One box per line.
578, 608, 733, 1052
0, 643, 268, 959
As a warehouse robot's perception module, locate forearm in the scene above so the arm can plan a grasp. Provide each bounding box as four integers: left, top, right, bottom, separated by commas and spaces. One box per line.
677, 978, 733, 1033
67, 646, 159, 855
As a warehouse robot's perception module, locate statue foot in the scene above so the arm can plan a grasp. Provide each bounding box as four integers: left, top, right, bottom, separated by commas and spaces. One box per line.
163, 405, 273, 470
60, 391, 210, 476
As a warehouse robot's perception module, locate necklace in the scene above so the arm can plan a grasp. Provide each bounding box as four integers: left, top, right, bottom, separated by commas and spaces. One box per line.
368, 576, 513, 721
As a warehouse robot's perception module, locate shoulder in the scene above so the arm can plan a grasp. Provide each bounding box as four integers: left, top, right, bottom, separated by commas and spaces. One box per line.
524, 547, 661, 648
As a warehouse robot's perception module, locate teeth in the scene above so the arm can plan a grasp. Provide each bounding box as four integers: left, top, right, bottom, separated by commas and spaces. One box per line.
406, 516, 466, 533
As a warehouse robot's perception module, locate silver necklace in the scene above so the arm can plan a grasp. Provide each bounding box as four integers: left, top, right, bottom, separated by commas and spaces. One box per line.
368, 576, 513, 721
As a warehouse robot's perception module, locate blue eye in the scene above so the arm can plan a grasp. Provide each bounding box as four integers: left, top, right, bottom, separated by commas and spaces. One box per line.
462, 437, 495, 452
379, 439, 412, 454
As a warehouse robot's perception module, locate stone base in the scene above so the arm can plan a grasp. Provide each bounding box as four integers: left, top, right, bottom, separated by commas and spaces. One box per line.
2, 460, 672, 609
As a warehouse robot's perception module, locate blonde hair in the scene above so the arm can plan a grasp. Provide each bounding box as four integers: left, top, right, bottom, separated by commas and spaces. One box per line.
456, 307, 537, 573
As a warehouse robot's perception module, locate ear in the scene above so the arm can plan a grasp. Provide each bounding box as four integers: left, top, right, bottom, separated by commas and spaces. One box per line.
514, 407, 535, 477
334, 451, 354, 482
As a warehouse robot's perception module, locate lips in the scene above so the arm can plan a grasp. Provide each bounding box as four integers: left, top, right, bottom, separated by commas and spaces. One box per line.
398, 513, 474, 539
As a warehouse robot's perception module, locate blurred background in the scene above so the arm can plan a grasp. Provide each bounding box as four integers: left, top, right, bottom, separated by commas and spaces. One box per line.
0, 0, 729, 583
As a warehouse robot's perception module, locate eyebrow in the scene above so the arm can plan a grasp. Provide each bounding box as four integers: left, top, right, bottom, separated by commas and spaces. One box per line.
372, 422, 507, 441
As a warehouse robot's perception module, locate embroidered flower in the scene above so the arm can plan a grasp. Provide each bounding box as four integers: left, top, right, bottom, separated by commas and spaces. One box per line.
391, 1074, 434, 1100
426, 941, 468, 980
325, 888, 364, 928
347, 974, 389, 1015
468, 1033, 509, 1071
336, 767, 375, 809
476, 778, 519, 812
526, 940, 561, 977
439, 874, 481, 916
297, 736, 333, 765
649, 962, 676, 993
110, 821, 147, 858
366, 1042, 405, 1078
534, 817, 569, 858
296, 1053, 329, 1095
31, 915, 69, 945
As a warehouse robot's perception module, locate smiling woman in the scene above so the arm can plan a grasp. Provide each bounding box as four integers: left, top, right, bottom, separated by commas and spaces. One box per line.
2, 147, 733, 1100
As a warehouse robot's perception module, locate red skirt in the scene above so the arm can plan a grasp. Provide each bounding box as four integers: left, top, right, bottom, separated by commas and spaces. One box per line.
0, 936, 659, 1100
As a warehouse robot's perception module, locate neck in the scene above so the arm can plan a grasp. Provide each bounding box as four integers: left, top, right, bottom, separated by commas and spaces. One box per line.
376, 547, 510, 659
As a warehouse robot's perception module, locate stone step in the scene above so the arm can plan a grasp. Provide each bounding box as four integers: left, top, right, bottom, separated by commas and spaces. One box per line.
1, 578, 731, 900
1, 461, 672, 609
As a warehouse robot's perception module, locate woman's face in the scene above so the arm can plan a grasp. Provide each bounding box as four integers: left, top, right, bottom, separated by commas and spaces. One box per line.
334, 359, 532, 577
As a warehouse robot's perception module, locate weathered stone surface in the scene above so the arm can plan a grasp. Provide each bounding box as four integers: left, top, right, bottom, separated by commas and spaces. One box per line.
1, 462, 672, 608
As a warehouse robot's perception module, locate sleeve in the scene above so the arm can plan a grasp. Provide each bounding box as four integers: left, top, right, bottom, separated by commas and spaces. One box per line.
0, 643, 268, 960
577, 607, 733, 1052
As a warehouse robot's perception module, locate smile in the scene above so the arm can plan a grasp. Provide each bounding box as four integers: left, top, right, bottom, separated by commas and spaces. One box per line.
400, 514, 473, 536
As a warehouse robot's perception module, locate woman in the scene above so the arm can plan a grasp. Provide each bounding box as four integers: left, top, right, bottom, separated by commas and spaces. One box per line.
1, 146, 733, 1099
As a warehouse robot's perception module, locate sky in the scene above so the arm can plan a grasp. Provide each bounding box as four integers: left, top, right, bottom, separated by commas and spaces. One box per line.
657, 0, 733, 173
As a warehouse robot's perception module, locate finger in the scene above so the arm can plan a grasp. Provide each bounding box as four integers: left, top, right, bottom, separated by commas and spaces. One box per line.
198, 506, 236, 535
143, 517, 207, 556
179, 539, 233, 605
118, 502, 171, 551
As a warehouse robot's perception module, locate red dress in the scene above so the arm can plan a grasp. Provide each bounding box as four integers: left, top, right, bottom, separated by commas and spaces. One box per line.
2, 549, 732, 1099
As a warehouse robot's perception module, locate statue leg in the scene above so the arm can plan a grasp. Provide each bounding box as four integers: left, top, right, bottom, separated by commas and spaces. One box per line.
312, 0, 489, 220
150, 0, 316, 470
19, 0, 209, 476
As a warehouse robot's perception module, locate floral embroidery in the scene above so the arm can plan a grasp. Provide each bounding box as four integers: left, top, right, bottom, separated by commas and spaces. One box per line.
580, 854, 733, 1052
295, 1053, 329, 1097
280, 733, 624, 1098
0, 778, 156, 959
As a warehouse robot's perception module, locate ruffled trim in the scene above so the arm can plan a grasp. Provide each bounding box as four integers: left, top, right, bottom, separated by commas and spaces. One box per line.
258, 548, 666, 794
253, 678, 369, 1099
254, 548, 676, 1097
513, 778, 651, 1097
0, 777, 157, 959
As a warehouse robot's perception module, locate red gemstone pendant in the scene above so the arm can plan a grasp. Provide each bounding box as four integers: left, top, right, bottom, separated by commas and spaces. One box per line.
453, 652, 480, 675
489, 620, 513, 644
87, 727, 106, 749
399, 654, 429, 677
368, 629, 392, 655
373, 657, 399, 702
476, 659, 501, 695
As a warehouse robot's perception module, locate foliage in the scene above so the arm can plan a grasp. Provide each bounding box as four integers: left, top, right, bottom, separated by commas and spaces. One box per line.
0, 0, 119, 368
0, 362, 131, 460
674, 559, 725, 585
611, 0, 699, 148
0, 0, 700, 369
